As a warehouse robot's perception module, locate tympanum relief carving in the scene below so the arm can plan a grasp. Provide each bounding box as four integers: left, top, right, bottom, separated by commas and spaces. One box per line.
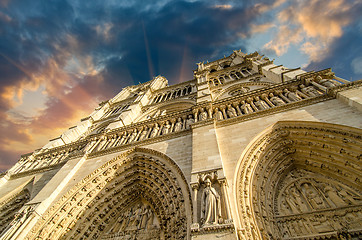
275, 169, 361, 239
103, 201, 160, 240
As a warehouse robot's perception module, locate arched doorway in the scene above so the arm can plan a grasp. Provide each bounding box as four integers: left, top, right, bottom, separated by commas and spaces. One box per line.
235, 121, 362, 239
26, 148, 192, 240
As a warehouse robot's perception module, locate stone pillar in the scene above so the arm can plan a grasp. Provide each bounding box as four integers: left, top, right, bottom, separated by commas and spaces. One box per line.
191, 183, 200, 229
310, 81, 327, 92
219, 179, 232, 223
334, 76, 349, 84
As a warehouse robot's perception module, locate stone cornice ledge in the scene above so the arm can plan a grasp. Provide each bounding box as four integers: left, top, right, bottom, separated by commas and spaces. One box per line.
191, 222, 235, 235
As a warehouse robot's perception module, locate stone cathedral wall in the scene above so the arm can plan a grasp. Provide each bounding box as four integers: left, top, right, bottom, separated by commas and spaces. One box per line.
0, 51, 361, 240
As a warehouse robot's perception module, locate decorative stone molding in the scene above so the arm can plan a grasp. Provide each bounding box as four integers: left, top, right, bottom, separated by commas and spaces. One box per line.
235, 121, 362, 239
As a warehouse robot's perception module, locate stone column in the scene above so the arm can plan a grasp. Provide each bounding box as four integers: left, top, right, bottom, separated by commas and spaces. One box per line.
334, 76, 349, 84
191, 183, 200, 229
310, 80, 327, 92
219, 179, 232, 223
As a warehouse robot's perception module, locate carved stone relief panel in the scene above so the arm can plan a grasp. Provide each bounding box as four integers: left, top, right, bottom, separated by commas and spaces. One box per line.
101, 201, 161, 240
275, 169, 362, 239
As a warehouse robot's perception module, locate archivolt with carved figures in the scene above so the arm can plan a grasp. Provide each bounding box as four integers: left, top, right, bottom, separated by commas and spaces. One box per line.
25, 148, 192, 240
235, 121, 362, 239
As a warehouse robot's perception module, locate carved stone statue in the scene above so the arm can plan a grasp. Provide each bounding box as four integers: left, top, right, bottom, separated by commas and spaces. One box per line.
301, 183, 326, 209
199, 108, 208, 121
316, 76, 341, 87
174, 118, 183, 132
150, 123, 160, 138
128, 129, 138, 143
322, 184, 347, 207
240, 100, 253, 114
138, 127, 149, 141
269, 93, 285, 106
286, 185, 308, 213
254, 96, 269, 110
162, 121, 171, 135
214, 108, 223, 120
226, 104, 237, 118
129, 203, 142, 228
139, 205, 154, 229
201, 179, 221, 225
284, 89, 302, 101
185, 115, 194, 129
299, 84, 321, 97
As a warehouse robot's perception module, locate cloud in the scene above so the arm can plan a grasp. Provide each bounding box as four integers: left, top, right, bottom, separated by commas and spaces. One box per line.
250, 23, 275, 35
351, 57, 362, 75
212, 5, 232, 10
263, 25, 302, 56
305, 24, 362, 81
263, 0, 362, 61
1, 0, 287, 171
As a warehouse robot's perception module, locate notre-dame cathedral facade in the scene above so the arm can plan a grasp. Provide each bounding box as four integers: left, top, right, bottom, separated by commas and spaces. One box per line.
0, 51, 361, 240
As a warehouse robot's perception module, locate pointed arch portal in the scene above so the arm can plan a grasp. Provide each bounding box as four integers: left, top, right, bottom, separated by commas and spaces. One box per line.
235, 121, 362, 239
26, 148, 192, 240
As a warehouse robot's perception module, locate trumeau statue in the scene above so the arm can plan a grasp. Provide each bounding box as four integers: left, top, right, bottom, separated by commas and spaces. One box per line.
201, 178, 222, 225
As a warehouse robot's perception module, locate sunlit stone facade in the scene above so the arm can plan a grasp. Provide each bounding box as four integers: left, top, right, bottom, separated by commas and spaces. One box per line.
0, 51, 361, 240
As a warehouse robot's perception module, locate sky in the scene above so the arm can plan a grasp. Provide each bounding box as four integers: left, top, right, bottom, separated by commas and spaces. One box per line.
0, 0, 361, 171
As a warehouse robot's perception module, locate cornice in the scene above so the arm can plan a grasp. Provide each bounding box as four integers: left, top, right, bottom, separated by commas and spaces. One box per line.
191, 222, 235, 235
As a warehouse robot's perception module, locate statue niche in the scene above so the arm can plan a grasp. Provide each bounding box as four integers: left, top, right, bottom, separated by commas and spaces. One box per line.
275, 169, 362, 239
104, 201, 160, 240
201, 178, 222, 225
196, 177, 225, 227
